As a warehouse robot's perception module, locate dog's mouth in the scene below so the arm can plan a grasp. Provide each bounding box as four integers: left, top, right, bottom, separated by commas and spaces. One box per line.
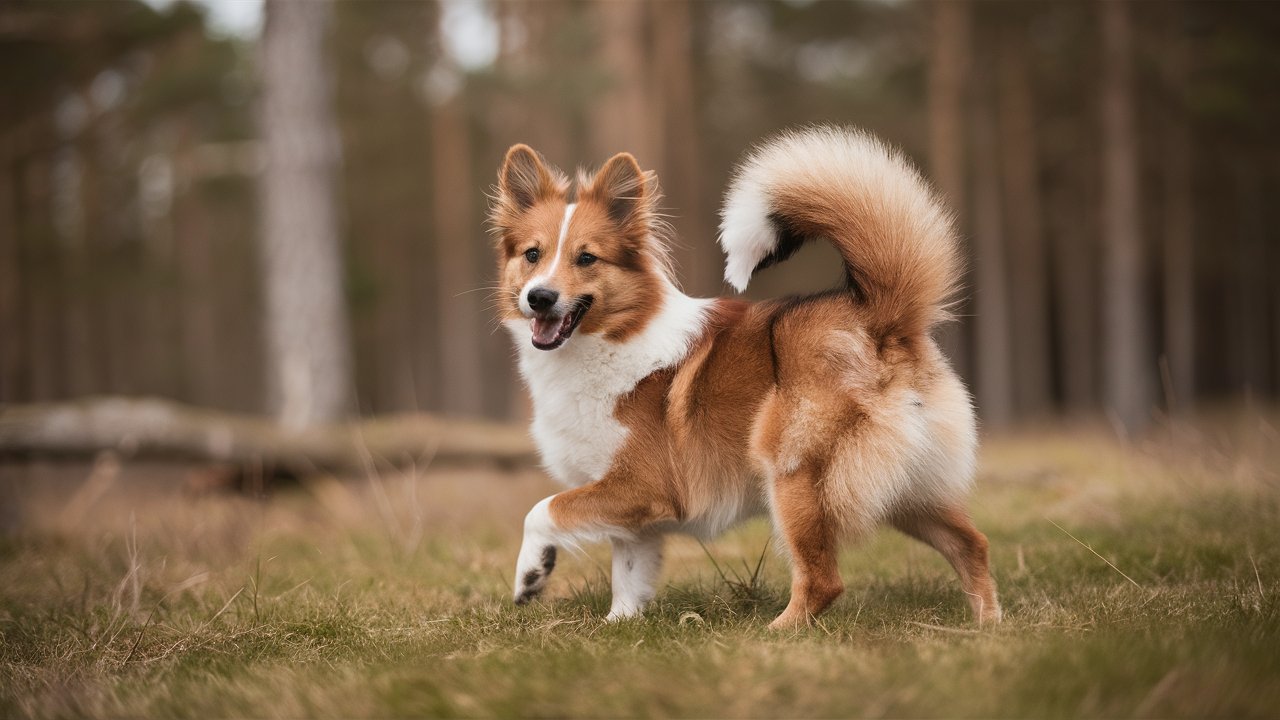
530, 296, 592, 351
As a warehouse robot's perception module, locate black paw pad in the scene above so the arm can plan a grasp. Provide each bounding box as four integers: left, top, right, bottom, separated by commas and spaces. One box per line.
522, 568, 543, 588
514, 547, 557, 606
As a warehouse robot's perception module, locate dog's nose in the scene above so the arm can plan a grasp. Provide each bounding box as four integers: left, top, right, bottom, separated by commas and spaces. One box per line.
527, 288, 559, 313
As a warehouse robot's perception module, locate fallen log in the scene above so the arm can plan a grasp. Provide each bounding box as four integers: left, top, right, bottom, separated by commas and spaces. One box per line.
0, 397, 538, 479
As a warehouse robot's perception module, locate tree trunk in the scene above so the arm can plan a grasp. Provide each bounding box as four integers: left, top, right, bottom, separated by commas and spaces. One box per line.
1099, 0, 1150, 432
64, 125, 100, 398
970, 42, 1014, 428
258, 0, 353, 429
173, 117, 220, 408
998, 23, 1052, 418
927, 0, 972, 383
1160, 10, 1194, 413
650, 0, 716, 295
1049, 139, 1099, 414
22, 155, 66, 401
591, 0, 655, 164
1230, 162, 1268, 398
429, 70, 485, 418
493, 0, 573, 163
1274, 195, 1280, 399
0, 131, 21, 402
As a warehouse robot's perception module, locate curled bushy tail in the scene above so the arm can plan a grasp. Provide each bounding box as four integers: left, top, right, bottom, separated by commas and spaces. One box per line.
718, 126, 962, 340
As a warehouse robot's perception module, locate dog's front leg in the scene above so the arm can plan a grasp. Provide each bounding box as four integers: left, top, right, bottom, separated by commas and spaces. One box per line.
512, 477, 678, 609
513, 497, 560, 605
606, 534, 664, 621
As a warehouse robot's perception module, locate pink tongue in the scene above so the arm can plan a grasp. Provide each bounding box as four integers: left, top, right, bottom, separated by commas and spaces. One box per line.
531, 315, 565, 345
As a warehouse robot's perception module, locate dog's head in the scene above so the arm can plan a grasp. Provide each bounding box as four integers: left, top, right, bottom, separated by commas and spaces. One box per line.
489, 144, 672, 351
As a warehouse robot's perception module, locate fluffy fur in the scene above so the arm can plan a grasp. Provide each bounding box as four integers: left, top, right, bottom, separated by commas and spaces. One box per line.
719, 126, 962, 339
488, 127, 1000, 628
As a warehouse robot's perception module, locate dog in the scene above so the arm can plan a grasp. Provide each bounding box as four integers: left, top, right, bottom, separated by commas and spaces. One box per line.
488, 126, 1000, 629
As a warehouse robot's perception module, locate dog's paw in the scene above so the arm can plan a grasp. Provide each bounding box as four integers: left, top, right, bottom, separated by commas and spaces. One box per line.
979, 601, 1003, 626
603, 608, 641, 623
513, 546, 557, 605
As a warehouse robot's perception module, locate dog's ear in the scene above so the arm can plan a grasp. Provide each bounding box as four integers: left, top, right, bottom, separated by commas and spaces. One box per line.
497, 144, 560, 212
582, 152, 658, 228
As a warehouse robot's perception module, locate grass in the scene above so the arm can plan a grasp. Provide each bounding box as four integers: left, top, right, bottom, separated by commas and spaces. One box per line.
2, 414, 1278, 718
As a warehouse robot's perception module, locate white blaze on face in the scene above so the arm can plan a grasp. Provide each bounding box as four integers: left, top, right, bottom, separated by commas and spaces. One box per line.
518, 203, 577, 317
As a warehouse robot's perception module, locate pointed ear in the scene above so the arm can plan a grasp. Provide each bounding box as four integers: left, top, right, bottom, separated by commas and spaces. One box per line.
497, 144, 560, 212
583, 152, 656, 226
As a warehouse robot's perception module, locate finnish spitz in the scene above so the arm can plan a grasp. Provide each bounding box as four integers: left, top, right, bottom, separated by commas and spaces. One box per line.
489, 127, 999, 628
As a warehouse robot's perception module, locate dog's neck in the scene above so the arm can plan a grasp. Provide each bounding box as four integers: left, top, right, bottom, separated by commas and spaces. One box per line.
506, 280, 711, 484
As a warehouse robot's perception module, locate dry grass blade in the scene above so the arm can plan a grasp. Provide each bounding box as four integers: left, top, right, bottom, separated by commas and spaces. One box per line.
1249, 550, 1266, 601
121, 603, 161, 666
1045, 517, 1142, 589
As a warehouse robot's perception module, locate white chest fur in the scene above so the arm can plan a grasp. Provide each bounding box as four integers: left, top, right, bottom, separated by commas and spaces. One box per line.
508, 285, 711, 487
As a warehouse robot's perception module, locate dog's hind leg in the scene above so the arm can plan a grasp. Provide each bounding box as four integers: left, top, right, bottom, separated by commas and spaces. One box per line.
891, 505, 1002, 624
606, 534, 664, 621
767, 463, 845, 630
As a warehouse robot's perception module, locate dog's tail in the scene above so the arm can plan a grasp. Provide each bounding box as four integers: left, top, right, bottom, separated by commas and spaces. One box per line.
718, 126, 962, 341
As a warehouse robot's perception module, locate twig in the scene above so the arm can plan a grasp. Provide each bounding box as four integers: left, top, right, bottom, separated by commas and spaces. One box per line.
1046, 517, 1141, 589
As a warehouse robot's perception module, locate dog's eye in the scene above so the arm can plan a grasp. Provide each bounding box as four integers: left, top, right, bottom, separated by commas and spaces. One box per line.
524, 248, 540, 263
576, 252, 597, 267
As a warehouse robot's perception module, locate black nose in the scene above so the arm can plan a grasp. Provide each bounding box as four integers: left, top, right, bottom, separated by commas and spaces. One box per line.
527, 288, 559, 313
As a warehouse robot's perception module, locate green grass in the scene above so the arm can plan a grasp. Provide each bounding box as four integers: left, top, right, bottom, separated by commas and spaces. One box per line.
2, 417, 1279, 718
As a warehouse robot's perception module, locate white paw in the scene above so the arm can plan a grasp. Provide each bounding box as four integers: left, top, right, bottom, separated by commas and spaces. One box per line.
513, 545, 557, 605
604, 608, 642, 622
604, 597, 651, 622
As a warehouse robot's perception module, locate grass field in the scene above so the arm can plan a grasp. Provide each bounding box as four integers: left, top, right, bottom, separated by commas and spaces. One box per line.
2, 415, 1278, 718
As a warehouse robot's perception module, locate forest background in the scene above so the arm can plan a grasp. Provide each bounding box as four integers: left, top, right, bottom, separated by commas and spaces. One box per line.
3, 0, 1278, 434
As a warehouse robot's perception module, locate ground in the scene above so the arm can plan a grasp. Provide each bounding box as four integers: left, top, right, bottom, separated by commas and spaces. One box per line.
1, 414, 1278, 718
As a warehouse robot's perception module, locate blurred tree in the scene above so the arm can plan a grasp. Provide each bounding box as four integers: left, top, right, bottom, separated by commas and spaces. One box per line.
1158, 2, 1195, 412
491, 0, 576, 164
258, 0, 352, 428
1034, 1, 1099, 414
19, 149, 65, 401
1099, 0, 1152, 432
998, 12, 1052, 418
927, 0, 972, 385
0, 126, 16, 401
61, 90, 100, 400
332, 1, 437, 414
430, 24, 485, 418
1049, 146, 1101, 415
0, 0, 197, 403
650, 0, 719, 296
969, 24, 1014, 428
590, 0, 656, 166
927, 0, 969, 214
1228, 163, 1268, 398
